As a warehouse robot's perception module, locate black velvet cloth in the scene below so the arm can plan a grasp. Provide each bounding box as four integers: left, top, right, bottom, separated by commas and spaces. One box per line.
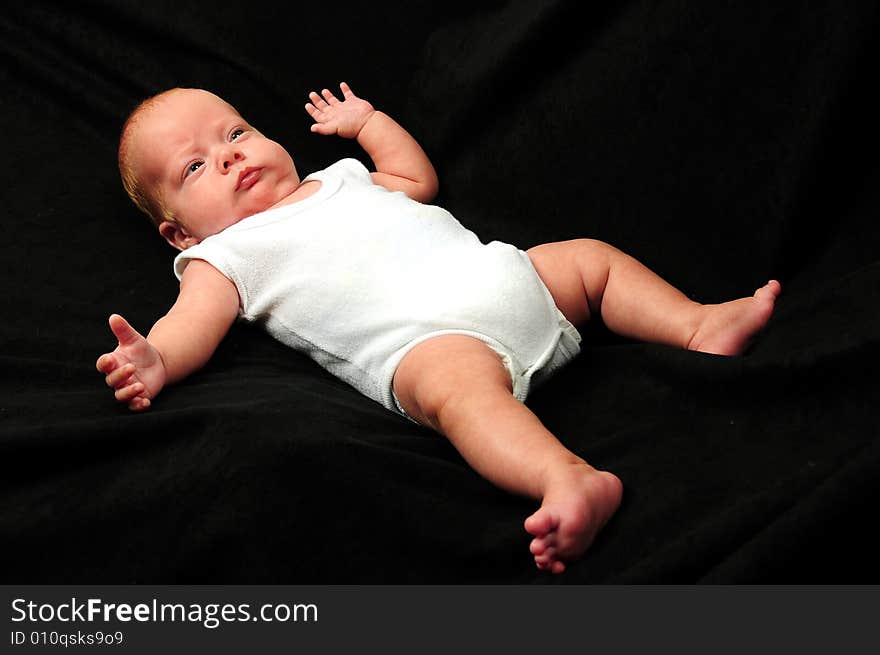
3, 1, 878, 583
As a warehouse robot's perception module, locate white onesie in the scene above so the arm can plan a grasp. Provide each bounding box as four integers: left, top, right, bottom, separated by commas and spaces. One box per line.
174, 158, 581, 415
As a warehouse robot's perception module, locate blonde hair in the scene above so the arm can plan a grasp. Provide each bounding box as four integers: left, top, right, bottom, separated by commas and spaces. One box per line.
117, 88, 183, 227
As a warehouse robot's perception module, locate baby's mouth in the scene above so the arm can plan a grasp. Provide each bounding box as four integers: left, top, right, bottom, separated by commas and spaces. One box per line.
235, 167, 262, 191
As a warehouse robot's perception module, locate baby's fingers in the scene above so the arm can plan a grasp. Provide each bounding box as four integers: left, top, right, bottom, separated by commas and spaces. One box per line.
310, 122, 337, 135
304, 102, 334, 133
105, 362, 136, 388
127, 397, 151, 412
108, 314, 143, 347
320, 88, 340, 105
115, 381, 145, 403
308, 91, 329, 110
96, 352, 119, 375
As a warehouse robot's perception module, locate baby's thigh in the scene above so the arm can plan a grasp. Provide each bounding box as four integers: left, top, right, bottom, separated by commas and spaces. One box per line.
392, 335, 513, 429
527, 239, 614, 325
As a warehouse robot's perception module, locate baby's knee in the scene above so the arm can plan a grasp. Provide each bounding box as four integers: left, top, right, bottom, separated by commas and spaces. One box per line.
571, 237, 621, 262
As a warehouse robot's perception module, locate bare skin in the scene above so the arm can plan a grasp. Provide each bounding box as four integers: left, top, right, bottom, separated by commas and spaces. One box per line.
394, 239, 780, 573
99, 83, 782, 574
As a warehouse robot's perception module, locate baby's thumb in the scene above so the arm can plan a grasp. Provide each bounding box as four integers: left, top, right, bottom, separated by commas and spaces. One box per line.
108, 314, 142, 346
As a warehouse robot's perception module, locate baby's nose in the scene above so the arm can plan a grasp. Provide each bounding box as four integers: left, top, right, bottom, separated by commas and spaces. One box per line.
222, 151, 243, 169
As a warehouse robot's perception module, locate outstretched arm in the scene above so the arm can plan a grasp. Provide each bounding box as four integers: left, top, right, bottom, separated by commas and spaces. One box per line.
305, 82, 439, 203
96, 260, 240, 411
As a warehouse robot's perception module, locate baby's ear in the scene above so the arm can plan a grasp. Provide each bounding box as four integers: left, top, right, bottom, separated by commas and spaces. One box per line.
158, 221, 199, 251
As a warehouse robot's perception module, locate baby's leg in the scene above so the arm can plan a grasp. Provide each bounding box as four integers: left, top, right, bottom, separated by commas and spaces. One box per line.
527, 239, 781, 354
393, 335, 622, 574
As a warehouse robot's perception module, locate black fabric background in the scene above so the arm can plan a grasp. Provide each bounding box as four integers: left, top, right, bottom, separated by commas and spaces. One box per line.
2, 1, 878, 583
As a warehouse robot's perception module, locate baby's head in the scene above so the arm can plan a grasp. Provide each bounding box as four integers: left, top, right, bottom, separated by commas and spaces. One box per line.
119, 88, 301, 250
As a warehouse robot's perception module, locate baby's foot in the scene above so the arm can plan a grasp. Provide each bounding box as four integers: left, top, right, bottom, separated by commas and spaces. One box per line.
523, 463, 623, 574
687, 280, 782, 355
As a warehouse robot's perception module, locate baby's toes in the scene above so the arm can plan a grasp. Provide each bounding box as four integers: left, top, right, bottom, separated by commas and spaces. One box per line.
530, 535, 555, 555
755, 280, 782, 301
534, 548, 557, 570
524, 508, 558, 538
550, 560, 566, 574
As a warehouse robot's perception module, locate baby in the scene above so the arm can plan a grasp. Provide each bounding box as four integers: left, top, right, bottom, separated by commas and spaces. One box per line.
97, 83, 781, 574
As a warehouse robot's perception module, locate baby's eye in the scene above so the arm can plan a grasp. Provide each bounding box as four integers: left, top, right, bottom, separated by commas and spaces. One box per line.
230, 128, 245, 141
185, 161, 203, 177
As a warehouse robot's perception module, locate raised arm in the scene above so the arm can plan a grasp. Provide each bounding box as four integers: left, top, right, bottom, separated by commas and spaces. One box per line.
305, 82, 439, 203
96, 259, 240, 411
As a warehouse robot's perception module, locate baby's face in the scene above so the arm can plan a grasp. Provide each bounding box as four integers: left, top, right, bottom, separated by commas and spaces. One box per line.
133, 89, 301, 246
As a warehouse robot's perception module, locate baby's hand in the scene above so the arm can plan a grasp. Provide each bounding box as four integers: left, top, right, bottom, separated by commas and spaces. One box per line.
96, 314, 166, 411
305, 82, 375, 139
